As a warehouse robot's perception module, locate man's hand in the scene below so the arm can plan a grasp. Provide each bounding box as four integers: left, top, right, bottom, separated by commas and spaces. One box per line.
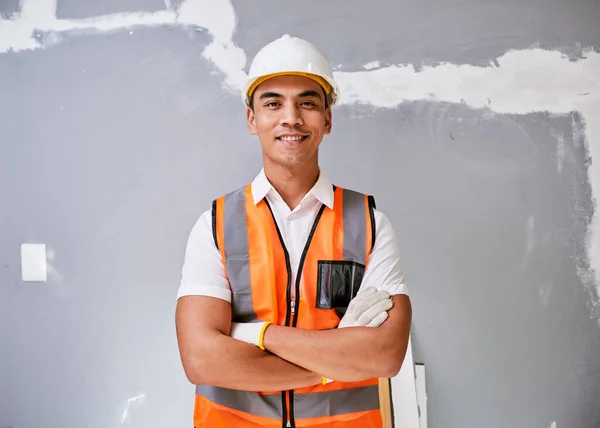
229, 321, 271, 349
261, 295, 411, 382
229, 287, 393, 348
319, 287, 393, 383
338, 287, 393, 328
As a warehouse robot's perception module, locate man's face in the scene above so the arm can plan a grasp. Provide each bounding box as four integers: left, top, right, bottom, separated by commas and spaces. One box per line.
246, 75, 332, 169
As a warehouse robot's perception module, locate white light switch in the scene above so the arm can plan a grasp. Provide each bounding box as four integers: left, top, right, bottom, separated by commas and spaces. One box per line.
21, 243, 47, 282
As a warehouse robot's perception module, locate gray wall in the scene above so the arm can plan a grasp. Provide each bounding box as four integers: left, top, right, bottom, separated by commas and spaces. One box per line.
1, 0, 600, 427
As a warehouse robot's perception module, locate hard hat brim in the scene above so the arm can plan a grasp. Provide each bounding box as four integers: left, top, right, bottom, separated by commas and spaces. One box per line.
243, 71, 339, 107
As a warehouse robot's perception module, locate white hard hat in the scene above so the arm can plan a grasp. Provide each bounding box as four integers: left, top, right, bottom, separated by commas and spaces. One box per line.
242, 34, 340, 107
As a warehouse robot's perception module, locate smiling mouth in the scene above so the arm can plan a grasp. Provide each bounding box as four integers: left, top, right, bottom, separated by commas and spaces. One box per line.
277, 135, 308, 142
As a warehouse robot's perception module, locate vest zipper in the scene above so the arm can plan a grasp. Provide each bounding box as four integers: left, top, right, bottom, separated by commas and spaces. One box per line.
264, 200, 326, 428
286, 205, 326, 428
290, 205, 326, 328
285, 390, 293, 428
264, 201, 295, 428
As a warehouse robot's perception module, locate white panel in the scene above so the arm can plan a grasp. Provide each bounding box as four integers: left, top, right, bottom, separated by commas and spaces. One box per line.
21, 243, 47, 282
415, 364, 428, 428
391, 336, 420, 428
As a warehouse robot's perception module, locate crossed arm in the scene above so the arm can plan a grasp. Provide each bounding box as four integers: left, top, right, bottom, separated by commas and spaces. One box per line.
175, 209, 412, 391
175, 294, 411, 391
262, 294, 411, 382
176, 295, 321, 392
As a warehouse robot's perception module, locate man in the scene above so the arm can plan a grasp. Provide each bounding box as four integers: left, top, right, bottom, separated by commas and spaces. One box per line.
175, 34, 412, 427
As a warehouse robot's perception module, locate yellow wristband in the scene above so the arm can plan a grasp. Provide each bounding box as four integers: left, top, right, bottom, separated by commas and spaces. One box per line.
257, 321, 272, 351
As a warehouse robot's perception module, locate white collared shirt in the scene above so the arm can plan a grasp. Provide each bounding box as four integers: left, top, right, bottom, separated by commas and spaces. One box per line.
177, 169, 408, 302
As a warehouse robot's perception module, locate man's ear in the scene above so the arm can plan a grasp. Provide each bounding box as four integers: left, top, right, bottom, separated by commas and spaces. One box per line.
324, 107, 332, 135
247, 106, 257, 135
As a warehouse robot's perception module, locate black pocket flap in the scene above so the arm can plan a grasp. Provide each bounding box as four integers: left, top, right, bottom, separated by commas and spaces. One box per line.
316, 260, 365, 315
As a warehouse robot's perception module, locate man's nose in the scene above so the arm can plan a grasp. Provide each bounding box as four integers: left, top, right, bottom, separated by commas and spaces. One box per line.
279, 104, 304, 127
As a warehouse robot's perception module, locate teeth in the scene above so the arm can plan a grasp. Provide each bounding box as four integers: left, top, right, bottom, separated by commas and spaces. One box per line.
280, 136, 304, 141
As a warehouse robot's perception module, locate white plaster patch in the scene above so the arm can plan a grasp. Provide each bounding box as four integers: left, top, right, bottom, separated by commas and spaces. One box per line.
1, 0, 599, 313
335, 49, 599, 114
549, 421, 557, 428
551, 129, 566, 173
363, 60, 381, 70
176, 0, 246, 90
0, 0, 246, 90
117, 393, 146, 427
577, 101, 600, 316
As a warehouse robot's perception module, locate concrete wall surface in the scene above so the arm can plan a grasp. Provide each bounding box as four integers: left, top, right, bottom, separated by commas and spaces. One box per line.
1, 0, 599, 427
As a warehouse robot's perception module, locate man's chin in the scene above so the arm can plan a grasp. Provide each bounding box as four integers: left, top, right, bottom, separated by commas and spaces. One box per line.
269, 155, 308, 169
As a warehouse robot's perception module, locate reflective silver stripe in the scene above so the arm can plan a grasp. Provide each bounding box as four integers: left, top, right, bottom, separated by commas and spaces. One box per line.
223, 186, 257, 322
342, 189, 367, 264
295, 385, 380, 418
195, 384, 282, 419
195, 384, 379, 419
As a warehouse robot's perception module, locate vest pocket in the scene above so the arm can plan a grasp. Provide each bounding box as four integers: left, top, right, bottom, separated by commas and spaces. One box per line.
316, 260, 366, 317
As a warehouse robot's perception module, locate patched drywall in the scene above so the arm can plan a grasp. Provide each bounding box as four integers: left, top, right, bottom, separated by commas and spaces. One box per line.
2, 0, 598, 312
335, 50, 600, 316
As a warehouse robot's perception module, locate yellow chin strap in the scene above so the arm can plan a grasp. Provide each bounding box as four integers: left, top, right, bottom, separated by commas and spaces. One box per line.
247, 72, 332, 100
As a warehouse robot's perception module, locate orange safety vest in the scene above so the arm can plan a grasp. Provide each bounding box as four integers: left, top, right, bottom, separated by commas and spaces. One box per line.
194, 183, 382, 427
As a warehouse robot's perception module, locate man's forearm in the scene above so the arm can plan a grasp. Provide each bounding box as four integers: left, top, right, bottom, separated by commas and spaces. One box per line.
187, 331, 321, 392
261, 325, 396, 382
261, 296, 411, 382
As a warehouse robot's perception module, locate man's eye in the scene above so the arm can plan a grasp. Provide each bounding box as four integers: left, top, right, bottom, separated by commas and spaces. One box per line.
266, 101, 279, 107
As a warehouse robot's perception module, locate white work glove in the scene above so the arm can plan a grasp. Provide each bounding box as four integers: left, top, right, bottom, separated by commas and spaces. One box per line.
321, 287, 393, 385
229, 321, 272, 350
338, 287, 393, 328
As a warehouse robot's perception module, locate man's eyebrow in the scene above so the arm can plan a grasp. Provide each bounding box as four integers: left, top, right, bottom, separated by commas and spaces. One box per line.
298, 90, 323, 99
257, 89, 324, 102
258, 91, 283, 100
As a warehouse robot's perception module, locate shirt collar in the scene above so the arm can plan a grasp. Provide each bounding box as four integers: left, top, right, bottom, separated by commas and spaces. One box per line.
251, 168, 334, 209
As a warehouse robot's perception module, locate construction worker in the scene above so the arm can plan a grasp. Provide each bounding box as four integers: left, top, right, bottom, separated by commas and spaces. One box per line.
175, 34, 412, 427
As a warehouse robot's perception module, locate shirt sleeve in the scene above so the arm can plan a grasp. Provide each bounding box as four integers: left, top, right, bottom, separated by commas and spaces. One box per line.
360, 209, 410, 297
176, 209, 232, 302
